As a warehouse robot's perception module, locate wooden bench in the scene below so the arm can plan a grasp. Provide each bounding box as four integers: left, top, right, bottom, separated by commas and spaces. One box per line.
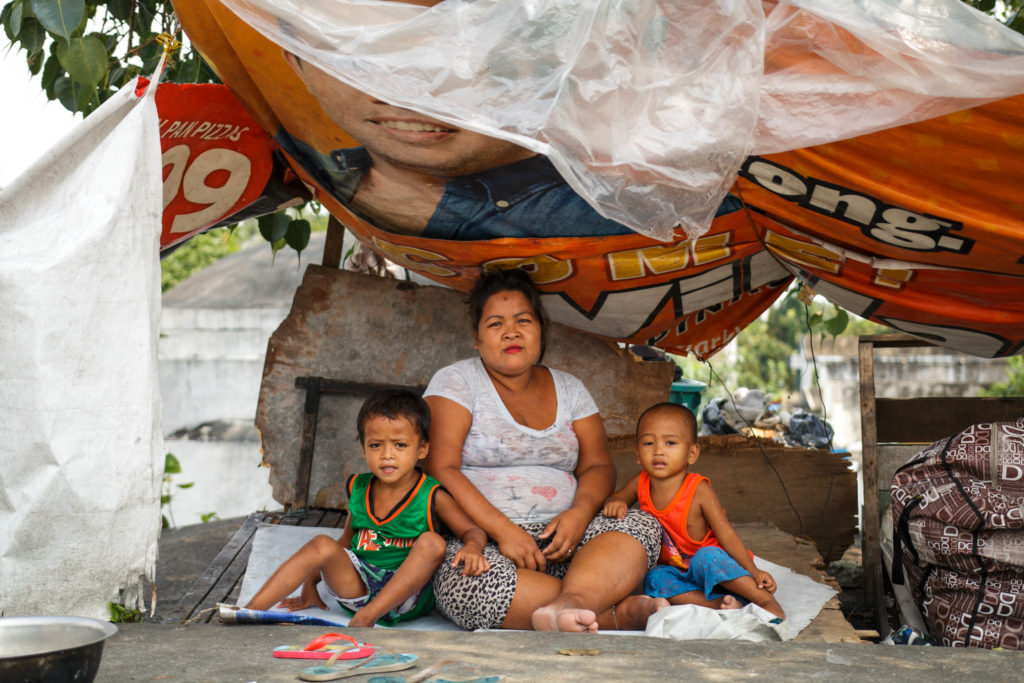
162, 508, 347, 624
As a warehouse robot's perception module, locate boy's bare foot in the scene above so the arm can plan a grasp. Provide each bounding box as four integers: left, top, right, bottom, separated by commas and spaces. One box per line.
531, 600, 599, 633
720, 595, 742, 610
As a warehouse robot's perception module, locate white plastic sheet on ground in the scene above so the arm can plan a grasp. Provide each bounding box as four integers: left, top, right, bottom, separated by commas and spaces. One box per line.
0, 76, 164, 619
645, 556, 836, 641
221, 0, 1024, 240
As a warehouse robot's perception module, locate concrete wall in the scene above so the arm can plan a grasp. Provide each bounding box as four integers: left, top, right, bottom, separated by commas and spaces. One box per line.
796, 336, 1010, 453
157, 235, 328, 525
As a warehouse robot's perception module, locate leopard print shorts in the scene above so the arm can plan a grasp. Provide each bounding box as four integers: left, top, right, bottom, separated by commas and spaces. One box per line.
432, 509, 660, 630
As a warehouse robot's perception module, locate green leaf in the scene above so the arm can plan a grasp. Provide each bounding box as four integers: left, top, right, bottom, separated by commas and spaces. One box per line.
106, 0, 131, 22
56, 34, 107, 86
285, 219, 311, 253
10, 0, 23, 36
177, 482, 194, 490
823, 307, 849, 339
164, 452, 182, 475
807, 311, 823, 331
29, 0, 84, 41
27, 49, 42, 74
18, 15, 46, 54
41, 52, 61, 91
160, 494, 171, 506
258, 212, 290, 243
201, 512, 220, 523
53, 73, 92, 112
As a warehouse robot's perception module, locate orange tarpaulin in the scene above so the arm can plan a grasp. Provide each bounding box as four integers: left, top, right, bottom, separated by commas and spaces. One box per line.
160, 0, 1024, 358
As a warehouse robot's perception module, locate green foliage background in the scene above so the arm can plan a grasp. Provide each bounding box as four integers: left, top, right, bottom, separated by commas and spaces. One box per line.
160, 223, 259, 292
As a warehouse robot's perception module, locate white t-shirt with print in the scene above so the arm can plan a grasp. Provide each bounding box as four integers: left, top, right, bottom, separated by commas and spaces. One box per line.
424, 357, 600, 524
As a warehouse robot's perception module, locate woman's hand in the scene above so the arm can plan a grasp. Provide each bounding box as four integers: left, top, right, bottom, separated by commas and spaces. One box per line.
537, 506, 591, 563
494, 524, 547, 571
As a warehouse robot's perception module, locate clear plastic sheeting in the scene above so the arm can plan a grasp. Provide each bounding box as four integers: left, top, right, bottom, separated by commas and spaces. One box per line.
756, 0, 1024, 152
221, 0, 1024, 240
0, 78, 164, 619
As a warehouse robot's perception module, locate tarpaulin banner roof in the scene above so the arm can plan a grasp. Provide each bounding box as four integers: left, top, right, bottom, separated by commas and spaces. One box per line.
160, 0, 1024, 358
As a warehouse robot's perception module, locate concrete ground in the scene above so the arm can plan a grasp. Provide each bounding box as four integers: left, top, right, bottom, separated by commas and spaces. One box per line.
93, 516, 1023, 682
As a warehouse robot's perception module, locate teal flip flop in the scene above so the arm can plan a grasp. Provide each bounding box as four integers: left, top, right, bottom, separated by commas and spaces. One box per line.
299, 653, 419, 681
369, 677, 502, 683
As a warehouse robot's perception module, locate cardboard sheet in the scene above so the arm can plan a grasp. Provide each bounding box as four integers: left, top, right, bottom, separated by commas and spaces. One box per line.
237, 524, 836, 638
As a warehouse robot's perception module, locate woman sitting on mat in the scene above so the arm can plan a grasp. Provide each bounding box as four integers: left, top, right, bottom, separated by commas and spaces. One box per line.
423, 267, 667, 632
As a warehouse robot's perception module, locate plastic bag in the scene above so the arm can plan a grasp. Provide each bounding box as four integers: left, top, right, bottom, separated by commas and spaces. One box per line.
222, 0, 1024, 240
785, 410, 834, 449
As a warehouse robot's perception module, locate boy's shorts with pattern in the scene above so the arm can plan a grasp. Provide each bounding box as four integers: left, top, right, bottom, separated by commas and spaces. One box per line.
320, 548, 433, 625
432, 509, 660, 630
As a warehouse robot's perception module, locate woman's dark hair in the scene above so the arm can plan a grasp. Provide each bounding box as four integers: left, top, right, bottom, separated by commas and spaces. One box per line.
356, 389, 430, 444
468, 267, 549, 362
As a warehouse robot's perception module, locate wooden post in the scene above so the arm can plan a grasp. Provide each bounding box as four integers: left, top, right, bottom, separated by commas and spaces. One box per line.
323, 214, 345, 269
858, 336, 888, 636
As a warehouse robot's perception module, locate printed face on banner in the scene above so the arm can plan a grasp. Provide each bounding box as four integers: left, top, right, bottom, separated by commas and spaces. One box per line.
166, 0, 1024, 360
278, 51, 542, 237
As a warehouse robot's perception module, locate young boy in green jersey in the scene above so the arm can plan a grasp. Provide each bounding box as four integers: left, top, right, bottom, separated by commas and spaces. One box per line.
246, 390, 489, 626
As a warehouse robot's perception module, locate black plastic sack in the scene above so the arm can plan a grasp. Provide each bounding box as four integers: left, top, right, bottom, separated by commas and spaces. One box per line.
700, 398, 738, 435
786, 411, 834, 449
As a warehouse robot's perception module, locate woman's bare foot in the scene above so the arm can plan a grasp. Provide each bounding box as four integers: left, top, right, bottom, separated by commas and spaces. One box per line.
531, 601, 599, 633
600, 595, 670, 631
720, 595, 742, 610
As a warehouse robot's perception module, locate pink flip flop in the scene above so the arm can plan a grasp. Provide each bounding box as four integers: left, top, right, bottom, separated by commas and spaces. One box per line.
273, 632, 376, 660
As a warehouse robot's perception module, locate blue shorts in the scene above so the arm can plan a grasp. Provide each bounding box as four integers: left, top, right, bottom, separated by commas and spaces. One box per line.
643, 546, 750, 601
320, 548, 434, 625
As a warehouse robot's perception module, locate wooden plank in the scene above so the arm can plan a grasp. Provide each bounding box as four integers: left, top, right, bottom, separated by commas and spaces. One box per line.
736, 522, 861, 643
162, 512, 265, 624
295, 376, 322, 509
322, 214, 345, 269
690, 435, 857, 564
297, 508, 329, 526
319, 510, 344, 528
856, 333, 932, 348
857, 338, 887, 636
876, 397, 1024, 443
878, 444, 928, 490
188, 539, 257, 621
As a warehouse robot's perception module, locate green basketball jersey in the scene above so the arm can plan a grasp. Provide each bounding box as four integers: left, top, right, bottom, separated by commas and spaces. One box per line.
346, 471, 442, 570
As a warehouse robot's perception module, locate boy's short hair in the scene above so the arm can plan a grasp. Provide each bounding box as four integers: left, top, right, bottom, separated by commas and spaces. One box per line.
356, 389, 430, 444
636, 402, 697, 442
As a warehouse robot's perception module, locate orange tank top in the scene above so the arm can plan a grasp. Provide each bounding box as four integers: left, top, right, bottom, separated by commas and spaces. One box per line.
637, 471, 721, 569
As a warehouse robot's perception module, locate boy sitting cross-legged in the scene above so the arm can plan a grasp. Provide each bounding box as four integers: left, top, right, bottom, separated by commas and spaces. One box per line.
246, 389, 489, 627
602, 402, 785, 620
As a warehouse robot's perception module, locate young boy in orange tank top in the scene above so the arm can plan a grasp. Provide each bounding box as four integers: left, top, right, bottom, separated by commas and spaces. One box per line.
602, 402, 785, 619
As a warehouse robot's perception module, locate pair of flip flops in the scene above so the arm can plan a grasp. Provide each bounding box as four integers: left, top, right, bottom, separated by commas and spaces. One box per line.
279, 634, 501, 683
273, 632, 376, 661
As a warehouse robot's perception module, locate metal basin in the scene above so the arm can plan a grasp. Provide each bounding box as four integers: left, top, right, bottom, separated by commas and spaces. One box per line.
0, 616, 118, 683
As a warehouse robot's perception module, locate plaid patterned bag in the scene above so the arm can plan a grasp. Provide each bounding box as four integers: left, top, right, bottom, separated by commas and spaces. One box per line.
890, 418, 1024, 649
